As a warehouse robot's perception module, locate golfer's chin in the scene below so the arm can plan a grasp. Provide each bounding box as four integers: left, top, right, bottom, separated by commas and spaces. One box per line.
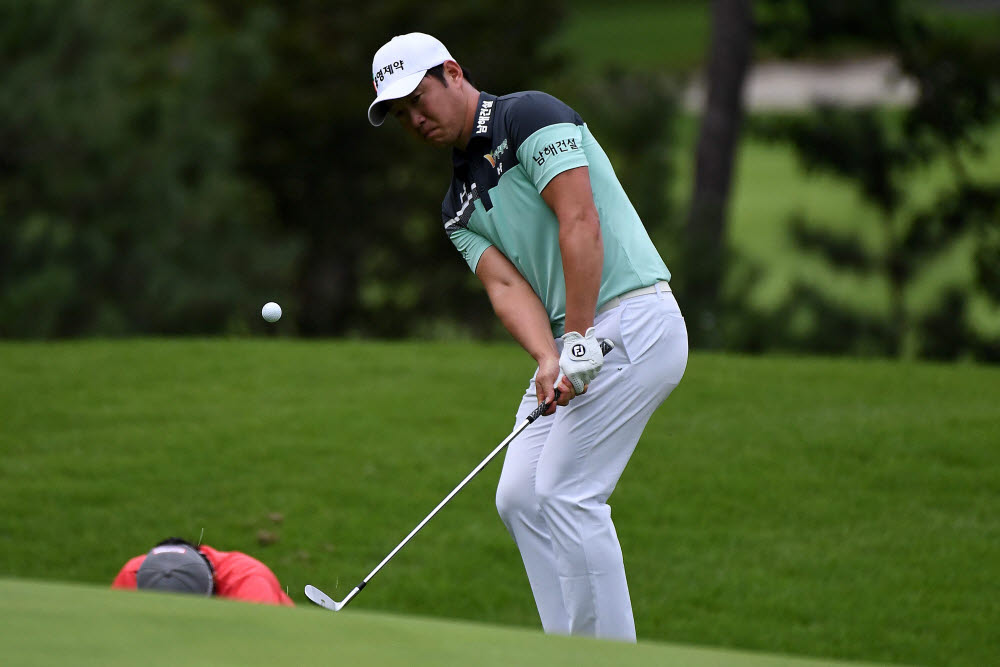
420, 128, 451, 147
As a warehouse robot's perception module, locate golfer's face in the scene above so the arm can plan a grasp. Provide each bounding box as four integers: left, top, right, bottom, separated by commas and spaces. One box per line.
390, 75, 463, 147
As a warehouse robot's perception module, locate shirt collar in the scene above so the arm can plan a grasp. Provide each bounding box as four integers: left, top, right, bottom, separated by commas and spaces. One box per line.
453, 92, 498, 168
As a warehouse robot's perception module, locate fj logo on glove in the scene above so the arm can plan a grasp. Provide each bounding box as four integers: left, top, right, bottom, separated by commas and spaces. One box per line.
571, 343, 586, 358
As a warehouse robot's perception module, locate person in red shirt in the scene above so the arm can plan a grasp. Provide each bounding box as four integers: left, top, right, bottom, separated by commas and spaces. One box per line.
112, 537, 293, 606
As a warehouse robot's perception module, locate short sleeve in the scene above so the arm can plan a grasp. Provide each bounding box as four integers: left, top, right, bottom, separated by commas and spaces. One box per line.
447, 226, 493, 273
515, 123, 589, 192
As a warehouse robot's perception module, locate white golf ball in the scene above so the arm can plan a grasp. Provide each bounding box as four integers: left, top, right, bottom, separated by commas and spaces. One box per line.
262, 302, 282, 323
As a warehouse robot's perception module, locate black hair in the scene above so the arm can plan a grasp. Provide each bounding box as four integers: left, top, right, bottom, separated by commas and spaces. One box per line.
425, 63, 475, 88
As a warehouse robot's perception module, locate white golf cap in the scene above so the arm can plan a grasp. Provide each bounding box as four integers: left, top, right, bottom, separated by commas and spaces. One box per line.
368, 32, 454, 126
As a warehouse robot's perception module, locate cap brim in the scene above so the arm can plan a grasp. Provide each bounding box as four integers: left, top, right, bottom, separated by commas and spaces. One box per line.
368, 70, 426, 126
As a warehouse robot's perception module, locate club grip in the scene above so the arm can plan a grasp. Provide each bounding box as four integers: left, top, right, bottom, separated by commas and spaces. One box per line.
526, 338, 615, 423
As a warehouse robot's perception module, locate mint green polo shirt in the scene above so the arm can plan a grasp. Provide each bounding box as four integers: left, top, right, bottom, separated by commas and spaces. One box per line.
442, 91, 670, 336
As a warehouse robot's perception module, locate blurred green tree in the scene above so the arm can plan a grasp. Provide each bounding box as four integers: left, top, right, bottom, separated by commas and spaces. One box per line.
2, 1, 683, 340
749, 0, 1000, 360
211, 0, 566, 337
0, 0, 297, 336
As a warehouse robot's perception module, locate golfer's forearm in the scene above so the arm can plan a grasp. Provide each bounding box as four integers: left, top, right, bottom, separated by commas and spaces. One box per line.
559, 212, 603, 335
487, 279, 559, 364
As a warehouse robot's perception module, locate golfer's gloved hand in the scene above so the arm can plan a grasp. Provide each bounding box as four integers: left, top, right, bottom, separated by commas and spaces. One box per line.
557, 327, 604, 395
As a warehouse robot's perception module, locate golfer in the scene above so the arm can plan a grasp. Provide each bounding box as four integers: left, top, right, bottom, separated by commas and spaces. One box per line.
368, 33, 687, 641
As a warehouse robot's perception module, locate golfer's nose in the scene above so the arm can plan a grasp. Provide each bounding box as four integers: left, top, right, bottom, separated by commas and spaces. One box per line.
408, 107, 425, 128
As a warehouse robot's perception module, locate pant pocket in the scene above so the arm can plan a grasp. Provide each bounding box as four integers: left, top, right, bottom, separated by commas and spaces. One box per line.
619, 299, 667, 365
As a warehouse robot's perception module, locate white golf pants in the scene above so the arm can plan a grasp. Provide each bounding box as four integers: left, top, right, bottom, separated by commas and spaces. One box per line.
496, 286, 687, 642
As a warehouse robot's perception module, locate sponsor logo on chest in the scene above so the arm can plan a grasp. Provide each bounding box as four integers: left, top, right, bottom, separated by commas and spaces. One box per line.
483, 138, 509, 175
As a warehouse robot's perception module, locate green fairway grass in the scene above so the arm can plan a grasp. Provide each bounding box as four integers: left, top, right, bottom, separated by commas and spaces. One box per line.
1, 340, 998, 665
0, 578, 890, 667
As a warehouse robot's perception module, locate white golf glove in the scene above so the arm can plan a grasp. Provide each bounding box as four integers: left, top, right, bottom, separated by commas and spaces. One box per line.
557, 327, 604, 395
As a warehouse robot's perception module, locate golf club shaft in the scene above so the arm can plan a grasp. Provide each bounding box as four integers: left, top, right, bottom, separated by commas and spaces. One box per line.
316, 338, 614, 610
348, 412, 535, 600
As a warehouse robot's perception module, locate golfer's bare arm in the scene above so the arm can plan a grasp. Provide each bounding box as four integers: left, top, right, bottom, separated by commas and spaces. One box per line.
475, 167, 601, 412
476, 248, 557, 367
539, 166, 603, 336
475, 248, 569, 413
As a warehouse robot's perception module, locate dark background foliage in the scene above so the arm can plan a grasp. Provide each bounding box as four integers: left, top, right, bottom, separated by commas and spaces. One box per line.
1, 0, 997, 361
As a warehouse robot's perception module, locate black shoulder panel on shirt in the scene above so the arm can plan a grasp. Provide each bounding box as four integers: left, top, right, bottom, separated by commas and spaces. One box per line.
440, 91, 585, 222
501, 91, 584, 150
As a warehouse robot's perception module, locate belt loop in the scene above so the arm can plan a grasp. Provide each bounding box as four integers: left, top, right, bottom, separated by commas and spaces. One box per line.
655, 281, 664, 299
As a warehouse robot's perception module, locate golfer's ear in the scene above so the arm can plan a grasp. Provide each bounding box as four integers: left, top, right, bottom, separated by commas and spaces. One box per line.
443, 60, 463, 84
